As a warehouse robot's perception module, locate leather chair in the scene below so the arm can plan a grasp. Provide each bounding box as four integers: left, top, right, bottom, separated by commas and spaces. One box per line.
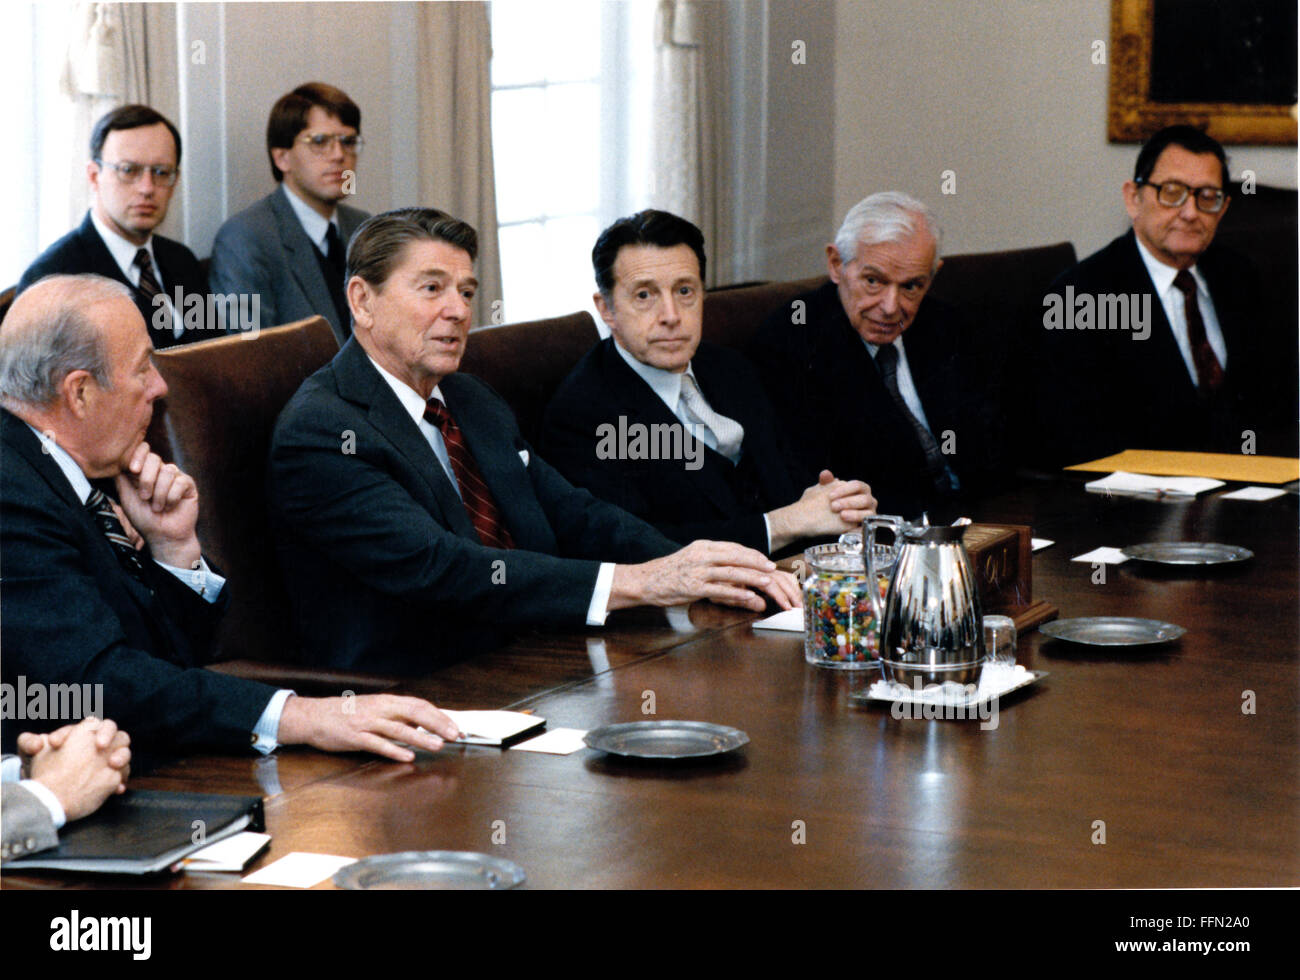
146, 318, 401, 693
458, 310, 600, 446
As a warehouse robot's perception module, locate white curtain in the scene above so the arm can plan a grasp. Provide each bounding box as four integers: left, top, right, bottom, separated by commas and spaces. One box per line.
416, 1, 503, 329
60, 2, 153, 224
651, 0, 719, 285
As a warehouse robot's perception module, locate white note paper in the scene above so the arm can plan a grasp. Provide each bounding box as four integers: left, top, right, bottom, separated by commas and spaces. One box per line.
510, 728, 589, 755
242, 852, 355, 888
1071, 547, 1129, 565
1220, 485, 1287, 502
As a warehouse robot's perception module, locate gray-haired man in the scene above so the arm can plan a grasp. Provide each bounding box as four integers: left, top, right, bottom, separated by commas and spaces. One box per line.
748, 191, 995, 519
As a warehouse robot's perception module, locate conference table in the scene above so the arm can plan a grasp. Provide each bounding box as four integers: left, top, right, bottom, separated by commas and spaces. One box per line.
6, 472, 1298, 891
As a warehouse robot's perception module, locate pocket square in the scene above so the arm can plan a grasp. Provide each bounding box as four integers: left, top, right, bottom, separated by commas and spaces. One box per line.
518, 449, 530, 467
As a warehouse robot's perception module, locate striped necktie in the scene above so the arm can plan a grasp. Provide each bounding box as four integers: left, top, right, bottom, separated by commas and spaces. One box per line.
85, 486, 148, 584
134, 248, 171, 335
1173, 270, 1225, 394
423, 398, 515, 549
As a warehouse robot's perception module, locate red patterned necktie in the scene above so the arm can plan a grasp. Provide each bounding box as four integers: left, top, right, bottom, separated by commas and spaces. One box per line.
423, 398, 515, 549
1172, 269, 1225, 394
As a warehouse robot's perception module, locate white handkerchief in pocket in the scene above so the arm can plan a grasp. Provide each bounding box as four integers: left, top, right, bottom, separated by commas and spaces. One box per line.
518, 449, 530, 467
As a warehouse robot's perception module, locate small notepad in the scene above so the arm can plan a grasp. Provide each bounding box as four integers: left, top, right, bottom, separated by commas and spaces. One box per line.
752, 607, 804, 632
443, 710, 545, 746
1220, 485, 1287, 502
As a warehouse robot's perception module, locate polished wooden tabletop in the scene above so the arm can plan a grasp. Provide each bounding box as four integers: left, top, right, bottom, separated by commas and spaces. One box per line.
6, 474, 1298, 890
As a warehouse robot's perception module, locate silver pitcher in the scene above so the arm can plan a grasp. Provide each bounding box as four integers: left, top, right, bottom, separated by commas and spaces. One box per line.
864, 515, 985, 688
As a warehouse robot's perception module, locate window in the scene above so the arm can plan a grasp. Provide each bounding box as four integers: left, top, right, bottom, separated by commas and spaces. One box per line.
489, 0, 654, 324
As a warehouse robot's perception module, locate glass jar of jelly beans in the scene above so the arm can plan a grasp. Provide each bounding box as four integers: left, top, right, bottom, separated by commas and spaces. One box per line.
801, 538, 891, 670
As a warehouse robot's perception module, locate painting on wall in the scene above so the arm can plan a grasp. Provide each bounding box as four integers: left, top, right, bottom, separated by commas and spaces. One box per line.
1109, 0, 1297, 144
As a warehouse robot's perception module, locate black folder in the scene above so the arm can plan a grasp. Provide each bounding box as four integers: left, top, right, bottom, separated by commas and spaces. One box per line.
3, 789, 264, 875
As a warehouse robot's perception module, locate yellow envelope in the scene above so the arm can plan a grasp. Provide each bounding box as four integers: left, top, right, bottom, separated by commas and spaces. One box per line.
1066, 450, 1299, 485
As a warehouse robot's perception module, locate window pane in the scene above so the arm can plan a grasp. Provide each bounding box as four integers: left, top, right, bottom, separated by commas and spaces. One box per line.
491, 88, 547, 224
541, 83, 600, 217
491, 0, 600, 87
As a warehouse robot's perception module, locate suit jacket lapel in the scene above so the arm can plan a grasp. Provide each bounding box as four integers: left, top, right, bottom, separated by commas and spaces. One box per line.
600, 341, 742, 515
1118, 232, 1200, 399
270, 190, 342, 340
331, 340, 475, 538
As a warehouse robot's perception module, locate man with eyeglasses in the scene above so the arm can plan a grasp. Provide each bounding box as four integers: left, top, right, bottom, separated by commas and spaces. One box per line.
1037, 125, 1276, 463
209, 82, 370, 343
16, 105, 207, 349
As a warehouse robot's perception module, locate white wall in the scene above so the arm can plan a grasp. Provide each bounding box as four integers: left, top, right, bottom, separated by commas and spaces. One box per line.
830, 0, 1297, 262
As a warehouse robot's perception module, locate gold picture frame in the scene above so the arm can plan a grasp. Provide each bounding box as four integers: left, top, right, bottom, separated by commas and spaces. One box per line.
1108, 0, 1297, 145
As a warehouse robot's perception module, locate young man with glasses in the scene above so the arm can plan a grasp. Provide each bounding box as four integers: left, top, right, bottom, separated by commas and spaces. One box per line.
1036, 125, 1282, 463
16, 105, 208, 348
209, 82, 370, 343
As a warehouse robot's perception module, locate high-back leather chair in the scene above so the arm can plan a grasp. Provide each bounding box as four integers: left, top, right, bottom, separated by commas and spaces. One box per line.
148, 317, 340, 672
458, 311, 600, 446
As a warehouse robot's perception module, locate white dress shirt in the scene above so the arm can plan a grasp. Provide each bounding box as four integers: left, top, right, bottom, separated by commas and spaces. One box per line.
1134, 235, 1228, 383
1, 757, 67, 829
367, 355, 616, 625
281, 183, 340, 253
88, 209, 183, 340
26, 424, 290, 753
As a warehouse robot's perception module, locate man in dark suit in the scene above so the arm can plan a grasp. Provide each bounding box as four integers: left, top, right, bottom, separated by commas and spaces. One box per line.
209, 82, 370, 343
1036, 126, 1281, 464
0, 275, 461, 760
16, 105, 208, 349
268, 208, 799, 674
748, 192, 995, 520
540, 210, 877, 554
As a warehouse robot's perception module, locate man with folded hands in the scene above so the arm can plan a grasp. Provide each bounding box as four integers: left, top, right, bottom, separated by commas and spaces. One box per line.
268, 207, 800, 674
539, 209, 877, 555
2, 717, 132, 862
0, 275, 461, 762
747, 192, 996, 520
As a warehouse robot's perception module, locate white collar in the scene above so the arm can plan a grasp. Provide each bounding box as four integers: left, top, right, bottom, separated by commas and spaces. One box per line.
281, 184, 338, 251
1134, 233, 1207, 298
863, 336, 907, 360
23, 423, 92, 503
366, 352, 445, 428
89, 208, 154, 280
611, 338, 698, 412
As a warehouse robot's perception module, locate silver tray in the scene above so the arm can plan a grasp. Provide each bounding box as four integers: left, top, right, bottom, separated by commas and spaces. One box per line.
332, 851, 525, 890
1121, 541, 1253, 565
1039, 617, 1186, 646
583, 720, 749, 759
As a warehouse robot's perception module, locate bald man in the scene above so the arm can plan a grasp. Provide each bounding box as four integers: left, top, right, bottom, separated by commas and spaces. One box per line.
0, 274, 460, 761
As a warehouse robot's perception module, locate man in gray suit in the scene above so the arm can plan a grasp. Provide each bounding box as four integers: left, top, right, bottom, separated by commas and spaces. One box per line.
2, 717, 131, 862
209, 82, 370, 342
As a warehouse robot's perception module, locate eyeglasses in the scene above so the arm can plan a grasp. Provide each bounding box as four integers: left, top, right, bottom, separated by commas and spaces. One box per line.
297, 132, 364, 155
1135, 178, 1226, 213
95, 160, 179, 186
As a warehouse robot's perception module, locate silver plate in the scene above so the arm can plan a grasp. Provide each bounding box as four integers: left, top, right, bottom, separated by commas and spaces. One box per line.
1039, 617, 1186, 646
583, 720, 749, 759
1121, 541, 1254, 565
332, 851, 525, 890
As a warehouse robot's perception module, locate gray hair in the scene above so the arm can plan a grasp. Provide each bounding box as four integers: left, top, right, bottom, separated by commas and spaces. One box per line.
0, 274, 130, 407
833, 192, 943, 273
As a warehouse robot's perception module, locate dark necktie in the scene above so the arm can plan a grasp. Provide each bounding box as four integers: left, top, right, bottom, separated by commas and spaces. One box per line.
85, 486, 148, 584
323, 224, 351, 335
1172, 270, 1225, 394
423, 398, 515, 549
134, 248, 171, 334
874, 343, 950, 492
